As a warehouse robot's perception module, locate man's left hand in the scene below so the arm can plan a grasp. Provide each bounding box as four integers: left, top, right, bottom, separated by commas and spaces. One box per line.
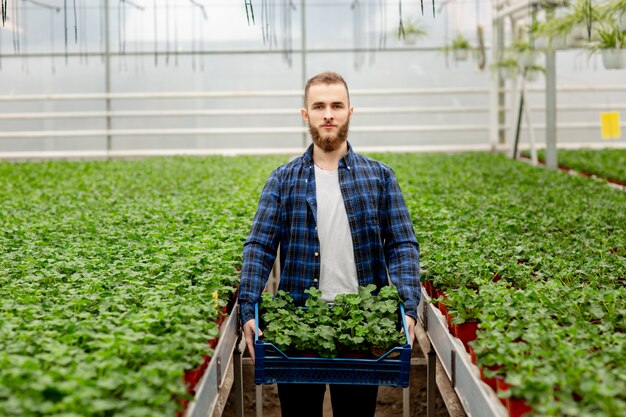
404, 315, 416, 346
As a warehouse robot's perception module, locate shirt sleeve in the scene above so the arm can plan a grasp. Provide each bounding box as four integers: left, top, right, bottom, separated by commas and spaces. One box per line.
383, 168, 421, 320
238, 169, 282, 325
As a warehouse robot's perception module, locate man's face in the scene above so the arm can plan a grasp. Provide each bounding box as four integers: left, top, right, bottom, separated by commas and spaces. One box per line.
301, 83, 354, 153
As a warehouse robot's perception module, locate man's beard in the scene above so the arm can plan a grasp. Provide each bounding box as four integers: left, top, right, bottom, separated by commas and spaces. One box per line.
308, 120, 350, 153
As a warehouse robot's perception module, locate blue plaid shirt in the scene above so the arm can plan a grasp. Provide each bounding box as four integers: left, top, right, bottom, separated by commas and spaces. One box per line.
239, 143, 420, 325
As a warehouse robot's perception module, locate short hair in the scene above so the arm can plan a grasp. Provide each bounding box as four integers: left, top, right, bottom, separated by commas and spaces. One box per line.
304, 71, 350, 107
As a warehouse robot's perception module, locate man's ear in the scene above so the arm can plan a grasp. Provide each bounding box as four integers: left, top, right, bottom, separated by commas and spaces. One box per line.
300, 108, 308, 122
348, 105, 354, 120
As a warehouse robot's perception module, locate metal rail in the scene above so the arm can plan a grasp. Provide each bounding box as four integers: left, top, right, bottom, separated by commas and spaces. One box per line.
2, 122, 624, 139
2, 103, 625, 121
184, 302, 243, 417
1, 85, 624, 102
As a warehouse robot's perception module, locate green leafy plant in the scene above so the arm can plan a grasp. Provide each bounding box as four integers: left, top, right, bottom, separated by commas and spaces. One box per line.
260, 284, 406, 357
490, 56, 519, 79
397, 18, 428, 45
592, 24, 625, 49
449, 33, 471, 50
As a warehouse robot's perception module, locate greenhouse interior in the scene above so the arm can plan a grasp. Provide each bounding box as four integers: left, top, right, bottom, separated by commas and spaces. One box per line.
1, 0, 625, 416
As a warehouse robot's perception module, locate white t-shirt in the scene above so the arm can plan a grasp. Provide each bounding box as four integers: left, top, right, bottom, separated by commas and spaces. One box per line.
314, 164, 359, 302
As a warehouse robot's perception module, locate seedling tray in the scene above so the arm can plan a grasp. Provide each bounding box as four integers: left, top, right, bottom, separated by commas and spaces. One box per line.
253, 304, 412, 387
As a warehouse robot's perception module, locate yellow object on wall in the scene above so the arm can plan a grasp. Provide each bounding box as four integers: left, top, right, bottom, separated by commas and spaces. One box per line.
600, 111, 621, 140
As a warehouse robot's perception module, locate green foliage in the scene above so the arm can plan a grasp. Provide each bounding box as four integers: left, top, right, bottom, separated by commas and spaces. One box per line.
591, 23, 626, 49
523, 148, 626, 183
260, 285, 405, 357
397, 18, 428, 41
449, 33, 471, 50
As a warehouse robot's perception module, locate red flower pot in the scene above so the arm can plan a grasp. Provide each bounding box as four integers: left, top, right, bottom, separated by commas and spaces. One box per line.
468, 345, 477, 365
508, 397, 532, 417
183, 354, 210, 392
422, 281, 434, 297
480, 365, 500, 392
453, 320, 479, 353
437, 292, 448, 317
496, 376, 510, 407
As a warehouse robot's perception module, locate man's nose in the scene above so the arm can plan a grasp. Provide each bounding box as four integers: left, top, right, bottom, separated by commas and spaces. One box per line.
323, 108, 334, 120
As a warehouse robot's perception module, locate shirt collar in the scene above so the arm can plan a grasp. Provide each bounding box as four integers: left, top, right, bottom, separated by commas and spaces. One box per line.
302, 141, 354, 169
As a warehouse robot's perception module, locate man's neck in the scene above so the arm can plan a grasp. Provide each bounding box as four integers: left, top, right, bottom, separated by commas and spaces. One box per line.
312, 142, 348, 171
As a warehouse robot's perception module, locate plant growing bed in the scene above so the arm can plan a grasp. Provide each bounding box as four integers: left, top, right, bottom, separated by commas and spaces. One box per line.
522, 148, 626, 185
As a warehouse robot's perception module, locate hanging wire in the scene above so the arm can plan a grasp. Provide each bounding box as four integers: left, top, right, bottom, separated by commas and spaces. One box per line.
79, 0, 86, 64
191, 4, 196, 71
12, 0, 19, 53
100, 0, 105, 63
378, 0, 386, 50
22, 0, 28, 73
281, 0, 295, 66
190, 0, 207, 20
368, 0, 375, 65
73, 0, 77, 42
63, 0, 68, 63
153, 0, 158, 65
244, 0, 254, 25
118, 0, 123, 55
475, 0, 486, 70
352, 0, 365, 70
174, 0, 178, 66
270, 0, 277, 46
165, 0, 169, 64
397, 0, 405, 40
261, 0, 267, 43
2, 0, 7, 26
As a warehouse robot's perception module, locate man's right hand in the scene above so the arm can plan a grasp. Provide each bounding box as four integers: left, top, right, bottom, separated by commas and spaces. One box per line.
243, 319, 263, 364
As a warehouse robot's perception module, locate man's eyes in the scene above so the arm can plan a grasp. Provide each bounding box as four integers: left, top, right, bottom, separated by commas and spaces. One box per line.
313, 104, 343, 109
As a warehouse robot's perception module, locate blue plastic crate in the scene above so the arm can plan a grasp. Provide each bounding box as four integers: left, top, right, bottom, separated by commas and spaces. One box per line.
254, 303, 412, 387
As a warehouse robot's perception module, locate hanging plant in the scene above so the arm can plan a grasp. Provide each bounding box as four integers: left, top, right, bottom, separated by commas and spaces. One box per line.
445, 33, 472, 62
524, 64, 546, 82
490, 56, 519, 80
589, 23, 626, 69
396, 18, 428, 45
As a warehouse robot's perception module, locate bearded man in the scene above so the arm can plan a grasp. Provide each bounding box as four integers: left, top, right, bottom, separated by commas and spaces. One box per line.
238, 71, 420, 417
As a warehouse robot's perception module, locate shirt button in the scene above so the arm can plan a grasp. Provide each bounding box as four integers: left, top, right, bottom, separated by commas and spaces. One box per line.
314, 252, 319, 257
313, 278, 318, 283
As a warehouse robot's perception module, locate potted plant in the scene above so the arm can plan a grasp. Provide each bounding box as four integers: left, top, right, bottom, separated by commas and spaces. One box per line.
446, 286, 482, 352
447, 33, 472, 61
397, 18, 427, 46
589, 24, 626, 69
510, 40, 540, 67
524, 64, 546, 82
533, 0, 603, 49
490, 57, 519, 80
